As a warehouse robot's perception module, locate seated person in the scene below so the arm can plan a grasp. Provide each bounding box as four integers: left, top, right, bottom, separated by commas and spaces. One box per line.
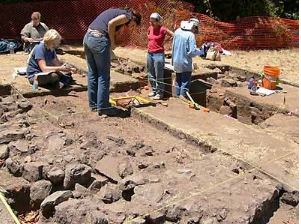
26, 29, 75, 89
21, 12, 49, 53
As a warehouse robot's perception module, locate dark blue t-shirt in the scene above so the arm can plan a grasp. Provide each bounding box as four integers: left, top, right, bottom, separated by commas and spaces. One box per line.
89, 8, 132, 35
26, 42, 57, 79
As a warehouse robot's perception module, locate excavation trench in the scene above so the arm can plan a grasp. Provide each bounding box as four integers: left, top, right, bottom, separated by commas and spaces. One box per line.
187, 65, 294, 126
0, 88, 297, 223
71, 51, 288, 126
0, 54, 298, 223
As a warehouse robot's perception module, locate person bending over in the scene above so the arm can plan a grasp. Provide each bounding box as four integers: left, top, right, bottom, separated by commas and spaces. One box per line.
83, 7, 141, 116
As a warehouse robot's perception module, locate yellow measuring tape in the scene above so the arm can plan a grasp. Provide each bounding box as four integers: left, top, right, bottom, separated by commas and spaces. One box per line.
0, 193, 20, 224
9, 82, 298, 224
125, 150, 297, 224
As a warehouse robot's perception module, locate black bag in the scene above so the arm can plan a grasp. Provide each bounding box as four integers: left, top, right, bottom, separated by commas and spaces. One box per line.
59, 72, 73, 87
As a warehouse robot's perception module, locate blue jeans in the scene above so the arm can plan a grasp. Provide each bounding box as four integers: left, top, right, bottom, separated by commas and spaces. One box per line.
147, 52, 165, 95
175, 72, 192, 96
83, 32, 111, 110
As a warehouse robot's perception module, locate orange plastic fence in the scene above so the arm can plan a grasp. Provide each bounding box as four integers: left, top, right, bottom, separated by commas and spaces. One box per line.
0, 0, 298, 49
173, 10, 299, 49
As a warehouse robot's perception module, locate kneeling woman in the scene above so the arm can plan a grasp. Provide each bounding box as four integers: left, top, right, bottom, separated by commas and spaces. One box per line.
26, 29, 73, 89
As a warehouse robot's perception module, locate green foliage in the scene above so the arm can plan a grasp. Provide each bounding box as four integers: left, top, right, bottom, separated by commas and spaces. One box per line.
186, 0, 298, 21
1, 0, 298, 20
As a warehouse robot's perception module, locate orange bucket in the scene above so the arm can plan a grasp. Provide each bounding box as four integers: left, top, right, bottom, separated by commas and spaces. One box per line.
262, 66, 280, 90
263, 66, 280, 77
262, 78, 277, 90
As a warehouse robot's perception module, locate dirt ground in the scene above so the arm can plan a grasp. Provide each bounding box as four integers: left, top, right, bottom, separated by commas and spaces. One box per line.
110, 47, 300, 85
2, 46, 299, 86
207, 49, 299, 85
0, 89, 299, 224
0, 47, 299, 223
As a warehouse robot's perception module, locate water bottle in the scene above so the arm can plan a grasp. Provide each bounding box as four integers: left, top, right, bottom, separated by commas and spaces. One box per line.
250, 81, 258, 95
9, 43, 14, 54
248, 76, 254, 89
32, 77, 38, 91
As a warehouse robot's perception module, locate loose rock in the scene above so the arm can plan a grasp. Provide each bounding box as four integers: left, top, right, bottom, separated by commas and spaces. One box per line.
177, 169, 192, 174
6, 158, 23, 176
146, 211, 166, 223
207, 77, 217, 84
46, 167, 65, 184
27, 110, 37, 118
118, 161, 133, 179
281, 191, 299, 206
8, 140, 29, 154
22, 162, 47, 182
1, 110, 23, 122
221, 79, 237, 87
0, 144, 9, 159
40, 190, 73, 216
95, 156, 122, 183
217, 73, 225, 79
17, 101, 33, 113
88, 174, 108, 192
63, 164, 92, 189
54, 198, 108, 224
47, 134, 66, 151
0, 170, 31, 212
73, 183, 92, 198
216, 208, 228, 221
98, 185, 121, 204
30, 180, 52, 205
80, 138, 98, 150
133, 183, 164, 204
141, 146, 155, 157
119, 174, 147, 191
166, 205, 186, 222
107, 135, 126, 146
237, 75, 247, 82
138, 161, 149, 170
131, 217, 146, 224
153, 162, 165, 169
0, 129, 27, 144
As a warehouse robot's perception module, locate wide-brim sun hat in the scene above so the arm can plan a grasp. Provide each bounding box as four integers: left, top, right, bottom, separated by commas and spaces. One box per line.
181, 18, 200, 34
189, 18, 200, 34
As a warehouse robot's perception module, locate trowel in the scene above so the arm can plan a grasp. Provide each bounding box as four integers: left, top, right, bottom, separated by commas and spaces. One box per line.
186, 92, 200, 110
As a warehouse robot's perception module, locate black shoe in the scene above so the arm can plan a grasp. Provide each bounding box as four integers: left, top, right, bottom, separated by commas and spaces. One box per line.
90, 107, 97, 112
98, 108, 122, 117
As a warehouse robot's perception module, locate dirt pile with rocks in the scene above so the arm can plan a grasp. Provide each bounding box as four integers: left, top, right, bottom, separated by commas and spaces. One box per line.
0, 93, 298, 224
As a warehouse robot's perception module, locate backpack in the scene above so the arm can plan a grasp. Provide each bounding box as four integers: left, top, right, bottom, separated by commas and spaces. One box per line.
0, 39, 21, 54
206, 46, 221, 61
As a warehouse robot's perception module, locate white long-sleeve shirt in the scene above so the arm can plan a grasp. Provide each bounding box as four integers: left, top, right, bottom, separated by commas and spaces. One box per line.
172, 28, 201, 73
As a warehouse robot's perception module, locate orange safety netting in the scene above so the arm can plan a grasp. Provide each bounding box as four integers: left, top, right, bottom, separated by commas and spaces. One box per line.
173, 10, 299, 49
0, 0, 298, 49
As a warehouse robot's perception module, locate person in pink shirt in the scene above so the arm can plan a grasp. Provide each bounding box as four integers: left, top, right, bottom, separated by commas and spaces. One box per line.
147, 13, 173, 100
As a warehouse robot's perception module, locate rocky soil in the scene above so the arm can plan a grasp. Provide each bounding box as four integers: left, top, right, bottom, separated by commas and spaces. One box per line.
0, 92, 298, 224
